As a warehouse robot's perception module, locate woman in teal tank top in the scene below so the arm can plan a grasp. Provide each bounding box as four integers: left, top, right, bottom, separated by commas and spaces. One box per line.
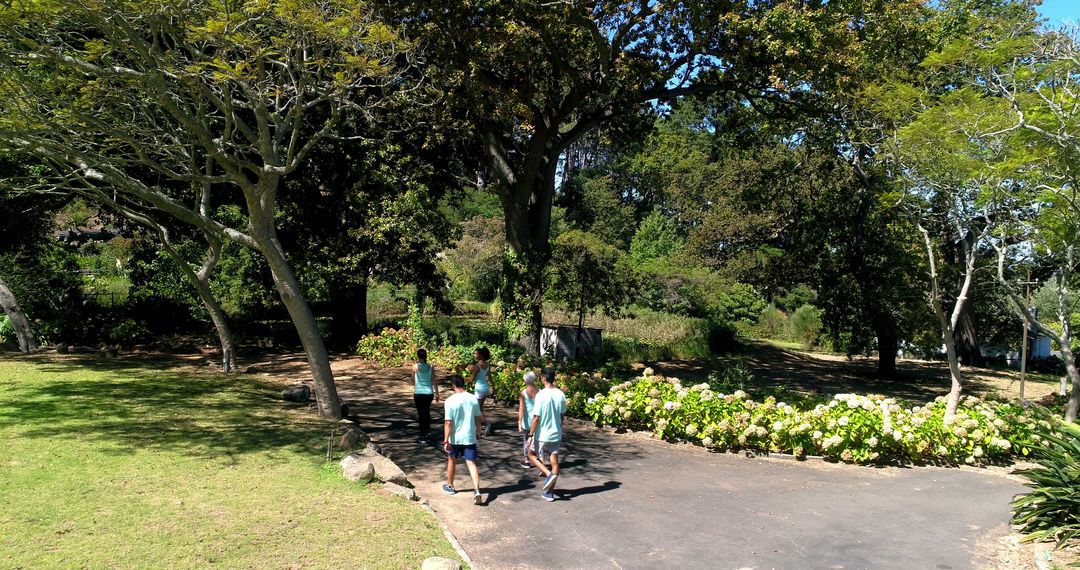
412, 349, 439, 442
467, 346, 492, 435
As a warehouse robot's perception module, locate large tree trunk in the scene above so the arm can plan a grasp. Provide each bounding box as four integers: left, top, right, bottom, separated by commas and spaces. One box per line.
327, 278, 369, 347
920, 223, 965, 423
940, 313, 963, 424
953, 299, 984, 367
0, 277, 38, 352
249, 186, 341, 419
496, 146, 559, 356
161, 239, 236, 372
1061, 346, 1079, 422
875, 316, 898, 378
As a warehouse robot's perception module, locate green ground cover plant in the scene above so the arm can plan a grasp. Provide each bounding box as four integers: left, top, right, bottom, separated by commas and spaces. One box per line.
0, 357, 459, 569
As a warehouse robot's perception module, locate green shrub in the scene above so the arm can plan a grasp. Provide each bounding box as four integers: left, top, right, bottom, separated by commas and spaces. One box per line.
355, 328, 415, 367
1011, 421, 1080, 547
756, 305, 788, 339
0, 315, 13, 344
789, 304, 823, 349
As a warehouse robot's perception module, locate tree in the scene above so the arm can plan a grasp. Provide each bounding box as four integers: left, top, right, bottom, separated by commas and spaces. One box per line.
547, 230, 635, 358
0, 0, 411, 418
0, 277, 37, 352
387, 0, 874, 353
975, 27, 1080, 421
279, 124, 462, 344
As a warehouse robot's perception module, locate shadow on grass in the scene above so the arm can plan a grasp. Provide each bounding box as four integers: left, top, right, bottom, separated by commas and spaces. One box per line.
0, 355, 331, 460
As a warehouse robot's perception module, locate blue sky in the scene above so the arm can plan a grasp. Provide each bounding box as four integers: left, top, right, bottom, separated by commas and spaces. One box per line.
1037, 0, 1079, 25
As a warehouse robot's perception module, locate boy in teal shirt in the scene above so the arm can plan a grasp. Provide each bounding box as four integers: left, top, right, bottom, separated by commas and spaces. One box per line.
443, 375, 484, 505
527, 367, 566, 501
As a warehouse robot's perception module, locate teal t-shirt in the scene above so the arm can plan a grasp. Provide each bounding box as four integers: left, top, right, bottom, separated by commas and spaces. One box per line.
414, 363, 433, 395
444, 392, 481, 445
531, 387, 566, 443
520, 389, 536, 430
474, 365, 490, 394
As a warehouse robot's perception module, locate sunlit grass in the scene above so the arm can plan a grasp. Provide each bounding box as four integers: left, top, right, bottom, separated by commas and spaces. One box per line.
0, 356, 460, 569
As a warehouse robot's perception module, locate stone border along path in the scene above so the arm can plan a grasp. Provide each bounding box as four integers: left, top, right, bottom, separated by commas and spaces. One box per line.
319, 358, 1028, 570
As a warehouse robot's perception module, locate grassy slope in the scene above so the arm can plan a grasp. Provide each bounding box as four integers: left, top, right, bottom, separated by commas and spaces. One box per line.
0, 356, 460, 569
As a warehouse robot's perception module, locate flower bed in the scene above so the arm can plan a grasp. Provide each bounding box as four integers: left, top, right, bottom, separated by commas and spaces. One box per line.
584, 370, 1062, 465
357, 328, 1063, 466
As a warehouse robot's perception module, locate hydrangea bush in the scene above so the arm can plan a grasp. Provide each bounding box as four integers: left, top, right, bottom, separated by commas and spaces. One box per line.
356, 329, 1062, 466
584, 370, 1060, 465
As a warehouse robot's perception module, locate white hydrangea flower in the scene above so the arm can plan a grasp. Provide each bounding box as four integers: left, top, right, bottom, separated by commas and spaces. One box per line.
965, 455, 975, 464
686, 424, 698, 436
643, 367, 655, 377
602, 405, 615, 416
867, 437, 879, 448
838, 416, 850, 427
937, 445, 948, 456
733, 390, 747, 400
702, 436, 713, 447
892, 430, 903, 441
772, 421, 784, 431
812, 430, 823, 439
973, 446, 984, 458
664, 401, 676, 411
623, 410, 632, 420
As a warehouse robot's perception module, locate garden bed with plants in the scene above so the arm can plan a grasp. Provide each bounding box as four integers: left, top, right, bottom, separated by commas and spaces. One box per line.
356, 326, 1069, 466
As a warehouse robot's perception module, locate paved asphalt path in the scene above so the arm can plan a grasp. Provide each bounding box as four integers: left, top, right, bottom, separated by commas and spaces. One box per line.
336, 370, 1026, 570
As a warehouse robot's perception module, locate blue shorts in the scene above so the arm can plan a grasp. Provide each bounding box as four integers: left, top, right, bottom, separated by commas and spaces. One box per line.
448, 444, 477, 461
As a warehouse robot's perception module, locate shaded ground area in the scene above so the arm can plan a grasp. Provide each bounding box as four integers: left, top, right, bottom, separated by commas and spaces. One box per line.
235, 354, 1026, 569
324, 363, 1026, 569
652, 342, 1065, 403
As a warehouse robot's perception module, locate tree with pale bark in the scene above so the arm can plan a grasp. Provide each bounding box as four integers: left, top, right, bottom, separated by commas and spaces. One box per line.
884, 14, 1080, 422
0, 0, 412, 418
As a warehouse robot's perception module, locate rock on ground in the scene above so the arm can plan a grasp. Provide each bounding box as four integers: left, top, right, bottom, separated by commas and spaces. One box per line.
351, 447, 408, 486
281, 384, 310, 403
383, 482, 417, 501
421, 557, 461, 570
339, 454, 375, 483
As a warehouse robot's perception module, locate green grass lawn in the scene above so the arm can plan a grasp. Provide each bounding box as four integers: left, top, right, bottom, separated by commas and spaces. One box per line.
0, 356, 461, 569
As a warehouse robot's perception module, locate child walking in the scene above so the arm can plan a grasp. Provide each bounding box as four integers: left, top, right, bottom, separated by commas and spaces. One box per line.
517, 371, 539, 468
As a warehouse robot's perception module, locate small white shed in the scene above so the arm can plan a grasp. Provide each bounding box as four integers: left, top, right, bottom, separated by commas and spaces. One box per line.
540, 324, 602, 360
